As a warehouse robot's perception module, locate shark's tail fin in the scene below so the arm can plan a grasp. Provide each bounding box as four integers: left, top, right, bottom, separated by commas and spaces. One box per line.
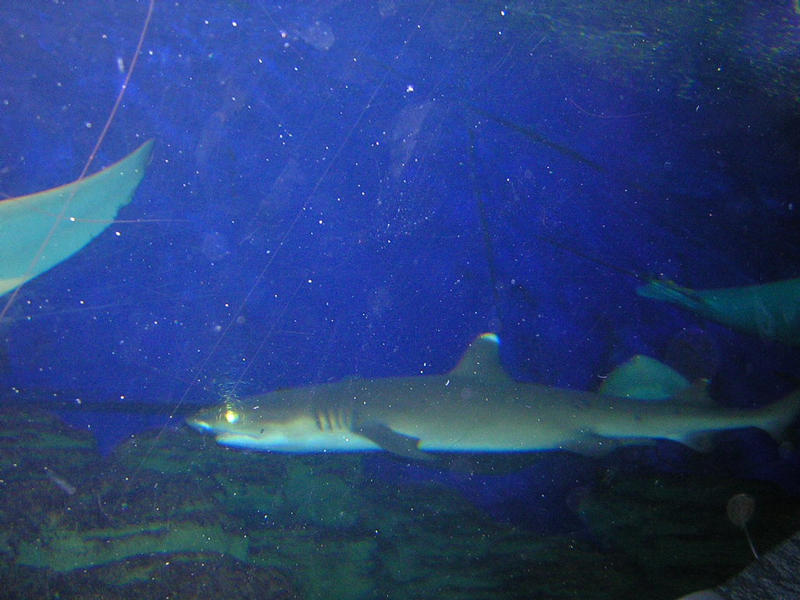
636, 279, 706, 312
756, 388, 800, 443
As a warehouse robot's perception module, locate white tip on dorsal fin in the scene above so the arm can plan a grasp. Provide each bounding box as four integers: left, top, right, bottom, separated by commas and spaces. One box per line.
450, 333, 510, 383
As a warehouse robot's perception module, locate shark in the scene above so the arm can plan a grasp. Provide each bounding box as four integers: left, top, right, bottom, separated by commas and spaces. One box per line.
637, 277, 800, 346
188, 333, 800, 459
0, 140, 153, 297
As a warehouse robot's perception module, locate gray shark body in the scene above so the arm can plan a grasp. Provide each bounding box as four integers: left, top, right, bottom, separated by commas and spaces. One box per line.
188, 334, 800, 459
637, 277, 800, 346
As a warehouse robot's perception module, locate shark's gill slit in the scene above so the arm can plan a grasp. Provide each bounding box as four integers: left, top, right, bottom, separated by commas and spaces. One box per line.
314, 409, 324, 432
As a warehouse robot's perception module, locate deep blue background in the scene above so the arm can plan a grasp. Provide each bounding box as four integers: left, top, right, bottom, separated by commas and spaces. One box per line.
1, 2, 799, 523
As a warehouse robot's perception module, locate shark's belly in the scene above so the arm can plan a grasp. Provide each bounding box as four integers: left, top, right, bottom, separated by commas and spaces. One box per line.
215, 430, 380, 453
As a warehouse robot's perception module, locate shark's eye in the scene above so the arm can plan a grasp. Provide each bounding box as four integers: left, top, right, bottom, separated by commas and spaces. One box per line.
220, 398, 244, 424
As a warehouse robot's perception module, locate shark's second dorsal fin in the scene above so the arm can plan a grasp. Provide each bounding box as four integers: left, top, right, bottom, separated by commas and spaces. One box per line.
599, 355, 690, 401
450, 333, 511, 383
599, 355, 714, 406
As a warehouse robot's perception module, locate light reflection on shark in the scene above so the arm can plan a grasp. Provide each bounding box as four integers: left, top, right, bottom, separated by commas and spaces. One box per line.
188, 333, 800, 460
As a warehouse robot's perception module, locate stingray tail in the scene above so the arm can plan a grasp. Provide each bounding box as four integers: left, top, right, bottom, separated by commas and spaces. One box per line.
755, 388, 800, 442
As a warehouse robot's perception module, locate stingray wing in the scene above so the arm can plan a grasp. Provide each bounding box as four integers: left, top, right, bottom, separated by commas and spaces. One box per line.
0, 140, 153, 296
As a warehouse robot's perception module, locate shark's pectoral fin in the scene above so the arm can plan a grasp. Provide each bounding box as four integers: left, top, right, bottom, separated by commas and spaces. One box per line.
355, 422, 433, 461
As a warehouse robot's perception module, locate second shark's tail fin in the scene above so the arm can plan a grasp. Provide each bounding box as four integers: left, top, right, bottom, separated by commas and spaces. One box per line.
755, 388, 800, 443
636, 279, 706, 312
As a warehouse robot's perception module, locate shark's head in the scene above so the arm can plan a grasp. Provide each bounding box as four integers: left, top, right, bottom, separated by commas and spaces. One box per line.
186, 399, 253, 436
187, 398, 367, 452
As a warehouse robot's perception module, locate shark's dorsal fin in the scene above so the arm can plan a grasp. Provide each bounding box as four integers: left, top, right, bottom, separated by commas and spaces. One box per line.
449, 333, 511, 383
599, 355, 690, 401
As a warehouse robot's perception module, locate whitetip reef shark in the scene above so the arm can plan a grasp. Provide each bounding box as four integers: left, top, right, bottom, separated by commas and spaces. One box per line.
0, 141, 152, 297
188, 333, 800, 459
637, 277, 800, 346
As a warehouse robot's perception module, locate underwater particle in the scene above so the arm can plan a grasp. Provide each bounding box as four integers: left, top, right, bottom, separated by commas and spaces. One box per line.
726, 493, 759, 560
297, 20, 335, 51
201, 231, 231, 262
378, 0, 396, 18
44, 466, 76, 496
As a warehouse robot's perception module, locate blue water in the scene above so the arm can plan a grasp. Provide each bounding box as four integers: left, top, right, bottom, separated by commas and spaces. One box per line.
1, 2, 799, 597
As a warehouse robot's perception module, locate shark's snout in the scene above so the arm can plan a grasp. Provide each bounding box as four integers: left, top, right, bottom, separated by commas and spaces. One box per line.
186, 418, 210, 432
